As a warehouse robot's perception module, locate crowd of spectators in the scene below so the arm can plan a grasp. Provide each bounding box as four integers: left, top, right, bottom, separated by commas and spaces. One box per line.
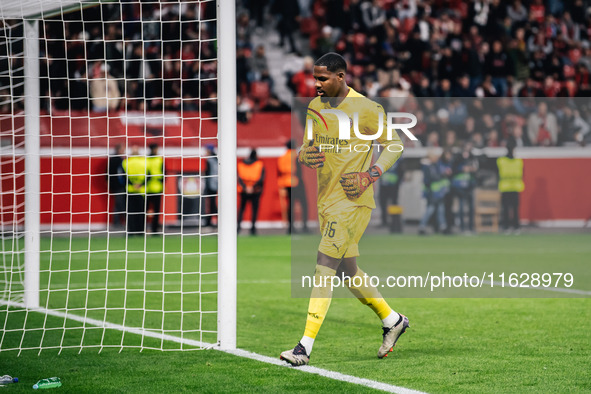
294, 0, 591, 98
37, 1, 217, 114
381, 96, 591, 148
279, 0, 591, 146
234, 0, 591, 146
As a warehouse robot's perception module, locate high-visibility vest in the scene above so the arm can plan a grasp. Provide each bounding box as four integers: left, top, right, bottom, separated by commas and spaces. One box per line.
122, 156, 147, 194
497, 157, 524, 192
237, 160, 264, 192
146, 156, 164, 194
277, 149, 298, 188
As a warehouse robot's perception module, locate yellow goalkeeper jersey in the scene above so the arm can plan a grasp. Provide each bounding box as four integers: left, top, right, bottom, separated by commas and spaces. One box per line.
302, 88, 403, 214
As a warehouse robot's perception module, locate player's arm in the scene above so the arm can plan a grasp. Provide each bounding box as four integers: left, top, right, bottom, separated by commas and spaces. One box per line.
374, 109, 404, 173
340, 104, 404, 200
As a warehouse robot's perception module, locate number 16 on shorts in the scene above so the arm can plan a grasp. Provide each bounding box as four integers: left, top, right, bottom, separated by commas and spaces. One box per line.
319, 217, 346, 259
323, 221, 337, 238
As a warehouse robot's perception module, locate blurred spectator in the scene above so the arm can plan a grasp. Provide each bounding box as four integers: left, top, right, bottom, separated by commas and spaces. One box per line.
123, 145, 146, 235
439, 149, 455, 233
487, 129, 501, 147
272, 0, 300, 54
471, 132, 486, 149
237, 47, 252, 91
507, 0, 528, 25
485, 40, 512, 97
418, 150, 449, 235
508, 29, 529, 81
290, 56, 317, 97
277, 140, 297, 234
361, 0, 386, 34
238, 149, 265, 235
452, 142, 478, 234
146, 144, 164, 234
248, 45, 273, 88
453, 74, 475, 97
510, 122, 530, 147
379, 158, 404, 228
527, 102, 558, 146
559, 107, 590, 146
237, 12, 254, 49
107, 144, 126, 228
497, 140, 524, 233
90, 63, 121, 112
314, 25, 338, 58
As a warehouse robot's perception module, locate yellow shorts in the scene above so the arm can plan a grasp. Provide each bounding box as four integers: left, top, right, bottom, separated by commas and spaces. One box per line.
318, 206, 372, 259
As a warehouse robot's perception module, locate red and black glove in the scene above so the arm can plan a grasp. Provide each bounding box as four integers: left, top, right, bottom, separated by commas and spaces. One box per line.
340, 165, 382, 200
298, 141, 326, 169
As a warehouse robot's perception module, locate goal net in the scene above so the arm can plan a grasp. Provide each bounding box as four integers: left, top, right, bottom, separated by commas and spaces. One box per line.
0, 0, 236, 353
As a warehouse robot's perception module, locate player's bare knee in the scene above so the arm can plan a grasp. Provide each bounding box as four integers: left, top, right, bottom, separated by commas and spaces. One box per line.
317, 252, 341, 271
340, 257, 358, 277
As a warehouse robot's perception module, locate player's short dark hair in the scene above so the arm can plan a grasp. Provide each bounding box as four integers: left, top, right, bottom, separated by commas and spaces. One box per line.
315, 52, 347, 73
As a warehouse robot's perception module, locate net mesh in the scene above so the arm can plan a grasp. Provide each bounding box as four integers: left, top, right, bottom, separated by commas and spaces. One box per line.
0, 0, 220, 353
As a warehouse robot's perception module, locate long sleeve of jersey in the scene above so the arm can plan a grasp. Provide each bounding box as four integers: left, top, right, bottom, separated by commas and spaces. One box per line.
361, 104, 404, 172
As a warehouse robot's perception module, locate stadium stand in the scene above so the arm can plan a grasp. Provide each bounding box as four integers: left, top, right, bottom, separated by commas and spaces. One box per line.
4, 0, 590, 149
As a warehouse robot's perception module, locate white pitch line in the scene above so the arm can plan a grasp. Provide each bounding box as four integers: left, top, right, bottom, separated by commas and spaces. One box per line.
225, 348, 427, 394
1, 300, 428, 394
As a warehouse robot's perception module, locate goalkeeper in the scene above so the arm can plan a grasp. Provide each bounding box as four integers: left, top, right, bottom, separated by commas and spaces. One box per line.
280, 53, 409, 366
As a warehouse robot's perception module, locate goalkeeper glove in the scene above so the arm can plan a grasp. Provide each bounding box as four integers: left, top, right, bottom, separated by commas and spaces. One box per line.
340, 165, 382, 200
298, 141, 325, 169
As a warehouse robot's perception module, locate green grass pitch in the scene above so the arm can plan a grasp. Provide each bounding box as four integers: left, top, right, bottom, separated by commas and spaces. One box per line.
1, 233, 590, 393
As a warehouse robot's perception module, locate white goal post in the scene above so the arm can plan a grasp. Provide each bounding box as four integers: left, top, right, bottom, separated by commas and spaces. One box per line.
216, 0, 237, 351
0, 0, 236, 352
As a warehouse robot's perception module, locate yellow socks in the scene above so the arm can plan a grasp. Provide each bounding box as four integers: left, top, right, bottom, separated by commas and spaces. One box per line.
299, 265, 400, 356
301, 265, 336, 354
347, 268, 399, 326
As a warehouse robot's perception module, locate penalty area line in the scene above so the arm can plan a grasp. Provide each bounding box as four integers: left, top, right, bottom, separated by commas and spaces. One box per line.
2, 300, 427, 394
